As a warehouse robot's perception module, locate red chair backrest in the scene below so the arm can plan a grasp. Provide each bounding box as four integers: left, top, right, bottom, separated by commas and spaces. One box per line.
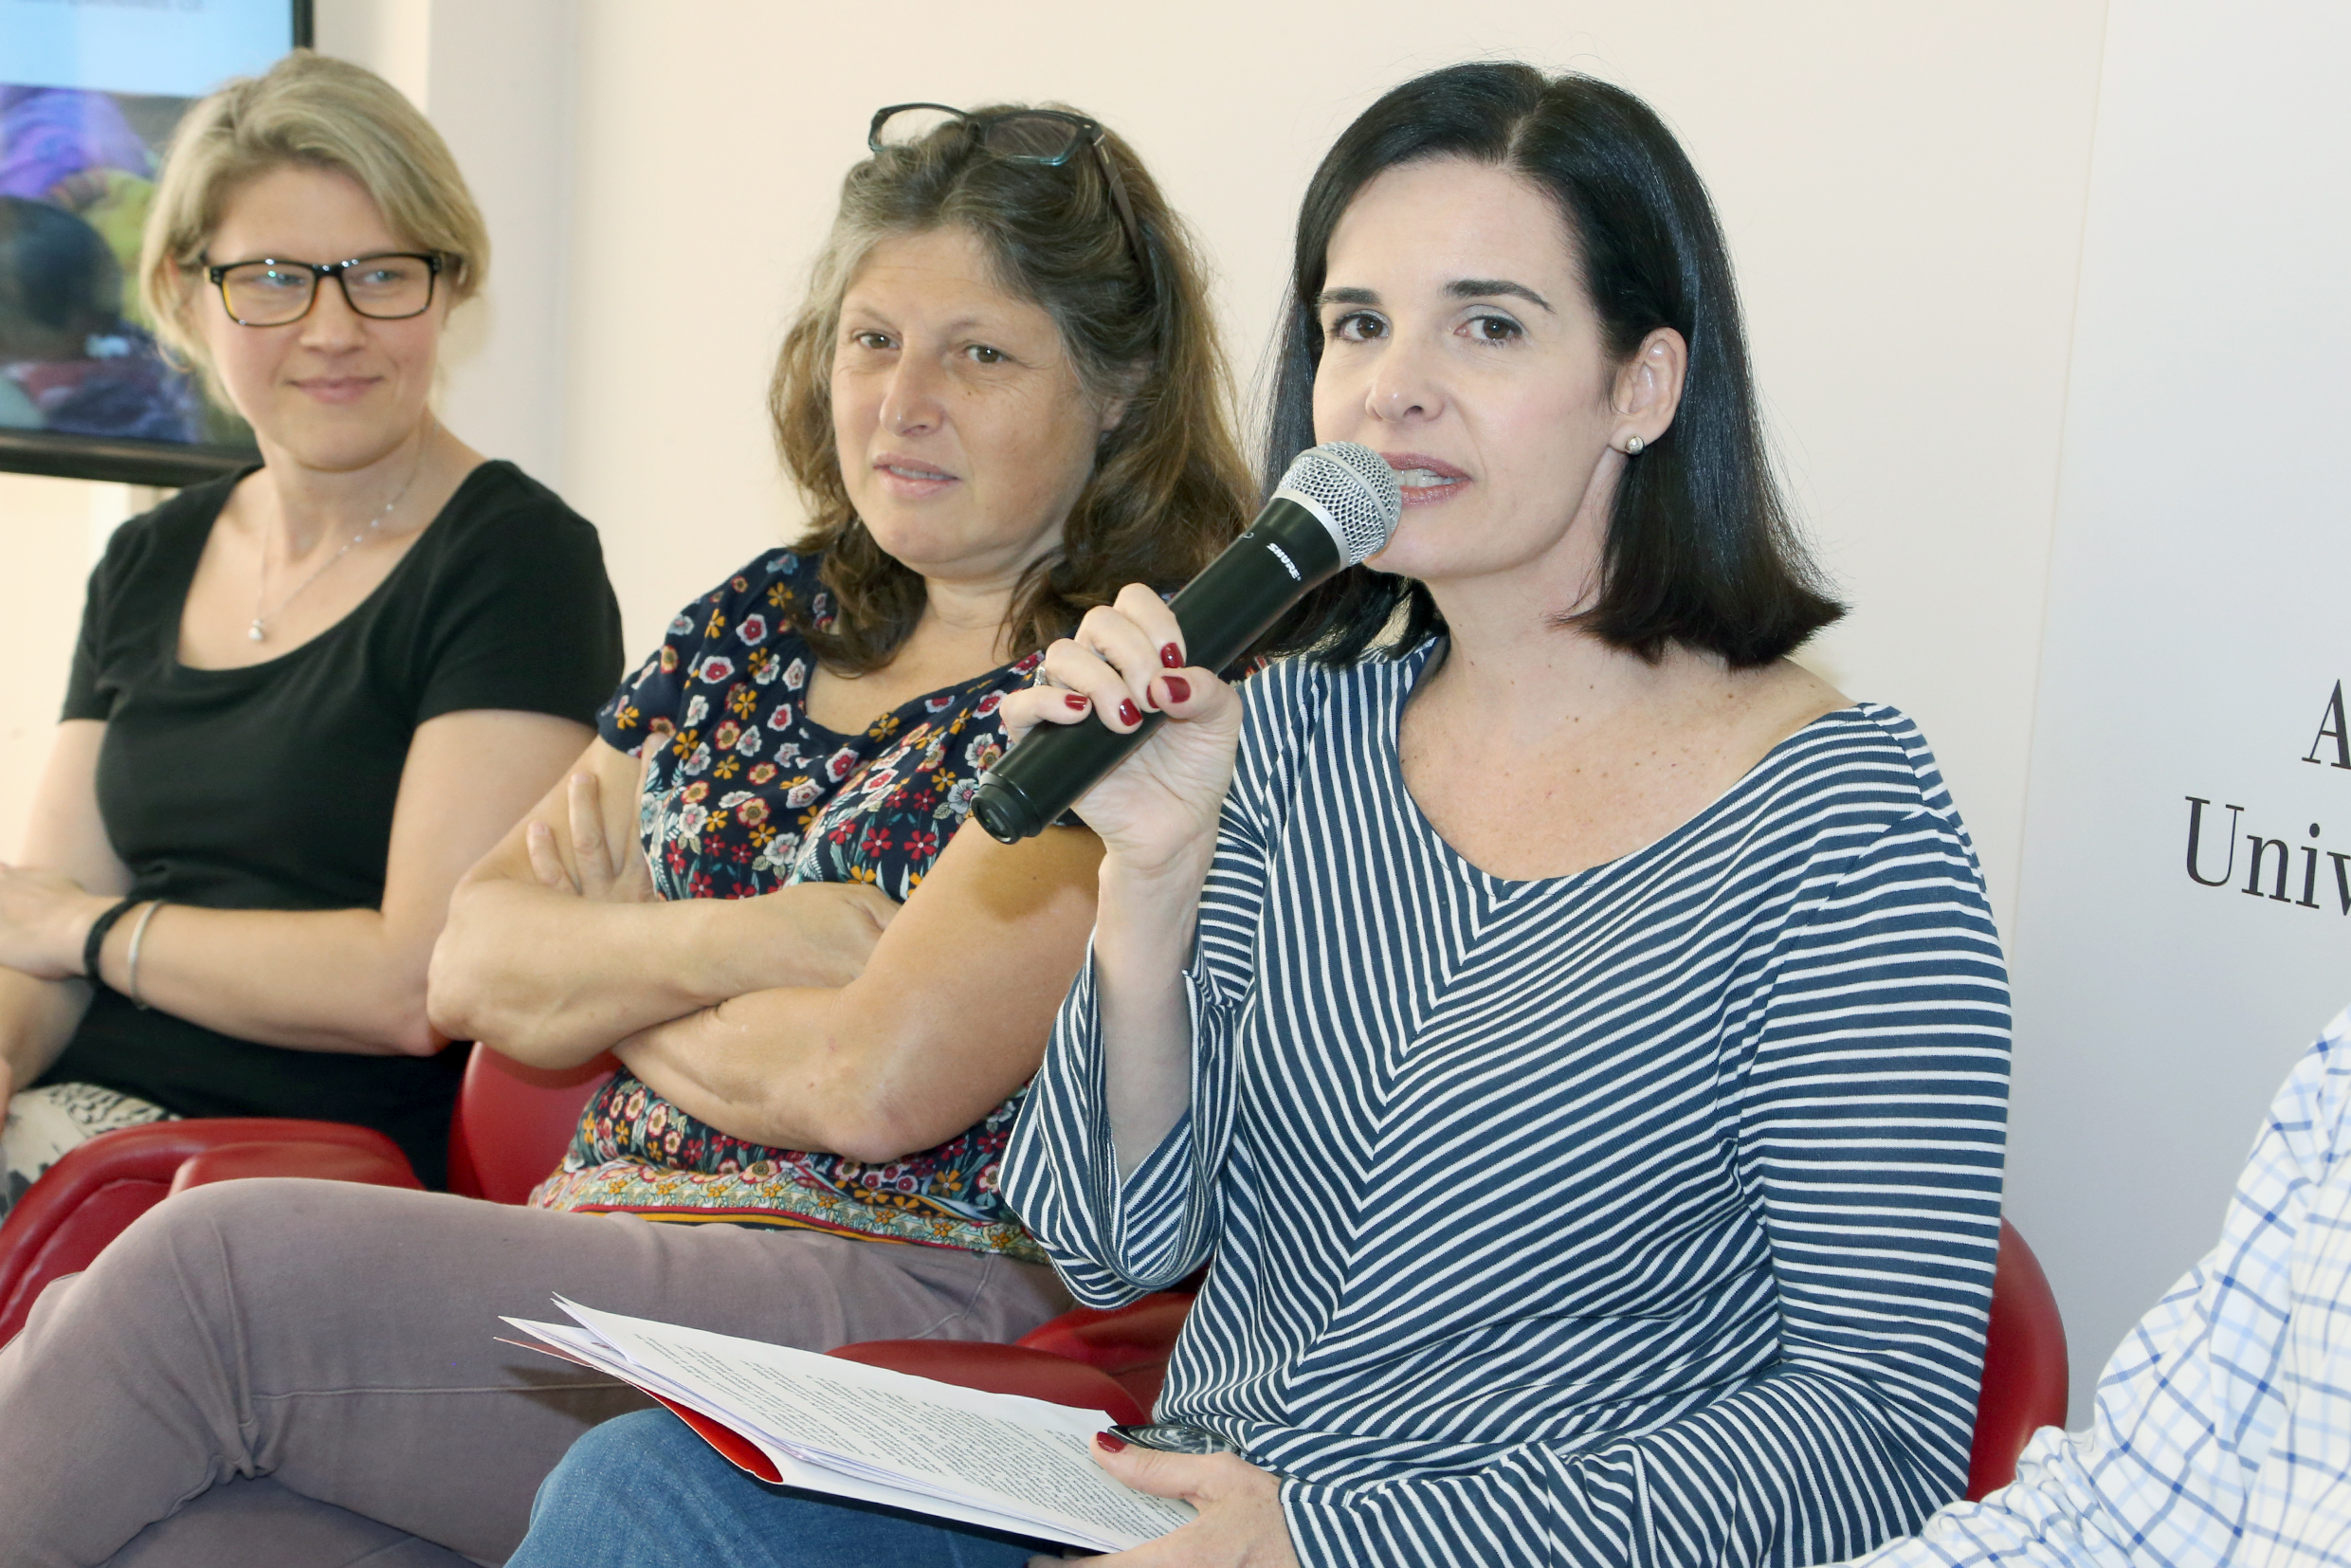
0, 1118, 406, 1344
1017, 1293, 1197, 1413
1965, 1217, 2069, 1500
0, 1049, 613, 1347
444, 1046, 617, 1205
168, 1139, 423, 1196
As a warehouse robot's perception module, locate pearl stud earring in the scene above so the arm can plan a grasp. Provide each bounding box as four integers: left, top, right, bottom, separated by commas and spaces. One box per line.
1624, 435, 1645, 456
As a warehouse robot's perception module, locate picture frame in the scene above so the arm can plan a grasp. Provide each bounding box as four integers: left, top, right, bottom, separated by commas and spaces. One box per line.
0, 0, 312, 485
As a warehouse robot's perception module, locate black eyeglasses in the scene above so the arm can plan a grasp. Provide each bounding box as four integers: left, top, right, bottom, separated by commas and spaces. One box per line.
867, 103, 1153, 290
201, 252, 444, 327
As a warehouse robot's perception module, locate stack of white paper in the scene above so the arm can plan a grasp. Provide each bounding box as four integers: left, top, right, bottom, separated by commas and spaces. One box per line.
502, 1299, 1194, 1554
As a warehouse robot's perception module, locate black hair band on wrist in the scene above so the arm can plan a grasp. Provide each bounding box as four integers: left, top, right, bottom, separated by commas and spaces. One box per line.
82, 897, 141, 989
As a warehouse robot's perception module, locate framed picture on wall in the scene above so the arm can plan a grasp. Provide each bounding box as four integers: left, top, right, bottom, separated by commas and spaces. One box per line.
0, 0, 310, 485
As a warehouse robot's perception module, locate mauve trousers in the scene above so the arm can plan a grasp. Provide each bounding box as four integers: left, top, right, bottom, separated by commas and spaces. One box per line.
0, 1178, 1072, 1567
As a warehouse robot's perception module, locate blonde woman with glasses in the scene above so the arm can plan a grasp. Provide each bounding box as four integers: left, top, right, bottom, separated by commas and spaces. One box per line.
0, 50, 621, 1208
0, 97, 1251, 1565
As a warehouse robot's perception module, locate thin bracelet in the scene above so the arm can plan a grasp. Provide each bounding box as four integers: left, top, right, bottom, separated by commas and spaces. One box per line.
80, 897, 139, 987
123, 900, 164, 1011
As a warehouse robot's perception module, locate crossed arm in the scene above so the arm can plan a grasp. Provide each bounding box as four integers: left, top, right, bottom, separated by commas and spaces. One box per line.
428, 736, 1105, 1163
0, 710, 594, 1109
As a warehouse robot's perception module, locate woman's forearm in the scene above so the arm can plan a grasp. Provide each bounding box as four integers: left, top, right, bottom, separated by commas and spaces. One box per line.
85, 903, 458, 1057
613, 989, 854, 1152
429, 878, 734, 1065
989, 593, 1248, 1179
612, 823, 1105, 1161
0, 711, 606, 1065
108, 890, 769, 1062
614, 969, 1030, 1165
428, 878, 888, 1067
1090, 852, 1214, 1178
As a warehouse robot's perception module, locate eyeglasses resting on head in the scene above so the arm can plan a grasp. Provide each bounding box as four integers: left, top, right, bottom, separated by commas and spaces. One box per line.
867, 102, 1153, 290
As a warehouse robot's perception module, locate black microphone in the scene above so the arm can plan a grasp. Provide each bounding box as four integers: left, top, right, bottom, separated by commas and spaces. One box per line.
972, 441, 1403, 844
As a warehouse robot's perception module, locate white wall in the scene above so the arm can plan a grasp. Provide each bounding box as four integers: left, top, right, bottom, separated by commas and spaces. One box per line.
2004, 0, 2351, 1421
0, 476, 125, 854
314, 0, 576, 483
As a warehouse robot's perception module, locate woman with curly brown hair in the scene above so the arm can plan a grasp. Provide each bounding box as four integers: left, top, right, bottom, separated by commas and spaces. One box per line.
0, 100, 1250, 1565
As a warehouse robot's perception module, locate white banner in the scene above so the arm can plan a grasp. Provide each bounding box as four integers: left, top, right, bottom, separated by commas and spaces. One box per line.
2007, 0, 2351, 1419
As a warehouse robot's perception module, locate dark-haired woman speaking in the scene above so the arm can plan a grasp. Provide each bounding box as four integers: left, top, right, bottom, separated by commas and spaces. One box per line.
516, 64, 2012, 1568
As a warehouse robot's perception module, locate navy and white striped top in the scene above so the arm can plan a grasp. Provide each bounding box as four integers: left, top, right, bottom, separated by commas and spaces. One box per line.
1003, 644, 2013, 1568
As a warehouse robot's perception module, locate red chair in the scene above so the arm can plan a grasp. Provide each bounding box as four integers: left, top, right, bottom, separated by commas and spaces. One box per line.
442, 1048, 621, 1206
835, 1219, 2071, 1495
0, 1047, 614, 1344
1965, 1217, 2069, 1499
1011, 1292, 1200, 1413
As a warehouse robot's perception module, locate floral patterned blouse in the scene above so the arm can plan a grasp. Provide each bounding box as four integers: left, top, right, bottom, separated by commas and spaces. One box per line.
526, 548, 1050, 1262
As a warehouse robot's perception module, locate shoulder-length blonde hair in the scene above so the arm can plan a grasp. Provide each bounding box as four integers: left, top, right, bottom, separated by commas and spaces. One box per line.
770, 105, 1252, 673
140, 50, 487, 383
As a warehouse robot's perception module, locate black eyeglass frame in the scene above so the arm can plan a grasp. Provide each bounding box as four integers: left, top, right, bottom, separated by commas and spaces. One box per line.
866, 102, 1154, 290
200, 252, 446, 327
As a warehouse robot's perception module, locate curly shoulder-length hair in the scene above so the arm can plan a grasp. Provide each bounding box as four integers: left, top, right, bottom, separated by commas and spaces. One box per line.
1261, 63, 1842, 668
770, 106, 1252, 674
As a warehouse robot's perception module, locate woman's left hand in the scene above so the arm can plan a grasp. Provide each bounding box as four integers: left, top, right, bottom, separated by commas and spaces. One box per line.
0, 862, 108, 980
524, 769, 656, 904
1028, 1441, 1300, 1567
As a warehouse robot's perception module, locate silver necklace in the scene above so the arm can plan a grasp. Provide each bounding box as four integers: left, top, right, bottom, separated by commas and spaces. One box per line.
248, 454, 426, 643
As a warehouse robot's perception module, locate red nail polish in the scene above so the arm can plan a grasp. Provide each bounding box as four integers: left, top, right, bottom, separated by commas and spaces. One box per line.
1065, 693, 1090, 710
1160, 643, 1182, 669
1095, 1431, 1128, 1453
1161, 675, 1192, 704
1117, 700, 1141, 727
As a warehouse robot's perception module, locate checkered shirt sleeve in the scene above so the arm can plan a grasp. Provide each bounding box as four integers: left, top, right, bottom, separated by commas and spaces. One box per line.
1850, 1005, 2351, 1568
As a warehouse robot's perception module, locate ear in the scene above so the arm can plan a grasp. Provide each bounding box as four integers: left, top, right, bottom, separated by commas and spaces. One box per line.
1611, 327, 1688, 453
1098, 358, 1151, 436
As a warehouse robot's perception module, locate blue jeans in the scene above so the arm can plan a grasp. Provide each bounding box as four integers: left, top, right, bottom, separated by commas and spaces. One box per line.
505, 1410, 1066, 1568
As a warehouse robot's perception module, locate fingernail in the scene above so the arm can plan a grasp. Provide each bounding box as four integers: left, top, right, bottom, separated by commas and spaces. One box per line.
1161, 675, 1192, 704
1160, 643, 1182, 668
1116, 700, 1141, 727
1094, 1431, 1127, 1453
1064, 693, 1091, 711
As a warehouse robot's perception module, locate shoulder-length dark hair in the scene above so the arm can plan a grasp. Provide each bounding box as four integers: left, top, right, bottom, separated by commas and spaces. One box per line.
770, 105, 1252, 673
1261, 63, 1841, 667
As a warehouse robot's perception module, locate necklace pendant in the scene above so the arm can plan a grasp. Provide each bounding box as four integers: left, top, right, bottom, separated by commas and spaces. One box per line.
247, 620, 266, 643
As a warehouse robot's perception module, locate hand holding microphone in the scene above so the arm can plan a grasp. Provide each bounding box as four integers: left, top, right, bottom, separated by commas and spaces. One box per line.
982, 442, 1402, 854
993, 583, 1248, 873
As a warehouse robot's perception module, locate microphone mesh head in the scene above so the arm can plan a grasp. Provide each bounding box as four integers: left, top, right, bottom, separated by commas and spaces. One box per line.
1272, 442, 1403, 565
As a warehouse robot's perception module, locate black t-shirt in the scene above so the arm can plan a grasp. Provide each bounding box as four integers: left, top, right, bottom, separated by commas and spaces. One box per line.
40, 460, 625, 1184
